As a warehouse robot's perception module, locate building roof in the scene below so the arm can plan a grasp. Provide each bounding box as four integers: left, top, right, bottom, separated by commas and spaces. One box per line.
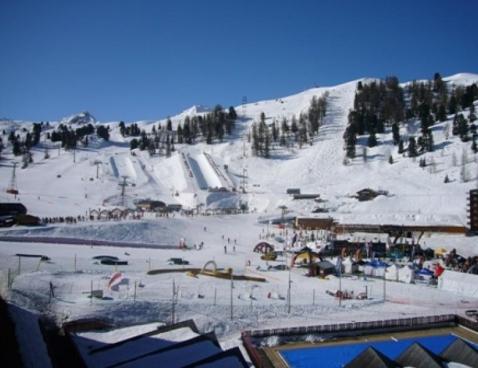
0, 203, 27, 216
70, 320, 247, 368
396, 342, 444, 368
344, 347, 399, 368
113, 334, 221, 368
441, 337, 478, 367
316, 260, 336, 270
182, 347, 249, 368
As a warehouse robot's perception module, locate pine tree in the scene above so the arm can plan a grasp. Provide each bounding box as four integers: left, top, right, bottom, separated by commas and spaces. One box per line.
272, 122, 278, 142
367, 130, 377, 147
264, 133, 270, 158
469, 104, 477, 123
281, 117, 289, 136
25, 132, 33, 149
119, 121, 126, 136
408, 137, 417, 157
166, 118, 172, 131
32, 123, 41, 146
452, 114, 459, 136
13, 140, 22, 156
344, 124, 357, 159
183, 117, 191, 144
398, 139, 405, 154
448, 95, 458, 115
291, 115, 298, 140
457, 114, 469, 141
392, 122, 400, 145
280, 133, 286, 147
177, 124, 183, 144
8, 131, 15, 144
251, 124, 259, 156
166, 136, 171, 157
96, 125, 110, 141
472, 137, 478, 154
433, 73, 444, 93
388, 155, 394, 164
129, 138, 139, 150
227, 106, 237, 120
436, 104, 448, 122
260, 112, 266, 124
427, 130, 434, 152
419, 157, 426, 168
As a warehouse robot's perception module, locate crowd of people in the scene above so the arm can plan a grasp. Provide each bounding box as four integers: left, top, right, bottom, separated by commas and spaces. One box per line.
444, 248, 478, 274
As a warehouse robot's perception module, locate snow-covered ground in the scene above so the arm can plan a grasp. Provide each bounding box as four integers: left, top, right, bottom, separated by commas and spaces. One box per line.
1, 73, 478, 366
1, 216, 478, 366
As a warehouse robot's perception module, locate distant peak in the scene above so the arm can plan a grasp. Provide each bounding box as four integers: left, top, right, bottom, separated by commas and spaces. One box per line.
443, 72, 478, 85
60, 111, 96, 125
181, 105, 210, 116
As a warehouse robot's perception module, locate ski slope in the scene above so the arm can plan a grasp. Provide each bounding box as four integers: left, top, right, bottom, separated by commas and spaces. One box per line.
1, 72, 478, 367
0, 73, 477, 222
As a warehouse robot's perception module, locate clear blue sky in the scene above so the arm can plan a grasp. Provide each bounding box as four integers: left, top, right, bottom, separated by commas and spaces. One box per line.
1, 0, 477, 122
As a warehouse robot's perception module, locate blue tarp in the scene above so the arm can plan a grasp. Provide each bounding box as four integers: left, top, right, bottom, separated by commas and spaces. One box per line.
416, 268, 433, 276
281, 334, 458, 368
366, 259, 389, 268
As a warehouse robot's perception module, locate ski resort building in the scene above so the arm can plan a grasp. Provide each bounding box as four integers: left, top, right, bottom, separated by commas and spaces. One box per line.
135, 199, 166, 212
295, 217, 336, 230
468, 189, 478, 233
0, 203, 27, 216
69, 319, 248, 368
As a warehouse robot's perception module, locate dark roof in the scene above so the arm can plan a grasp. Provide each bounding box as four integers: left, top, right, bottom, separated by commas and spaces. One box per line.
315, 260, 335, 270
345, 347, 399, 368
396, 342, 444, 368
0, 203, 27, 216
441, 337, 478, 367
89, 319, 199, 354
357, 188, 378, 195
135, 200, 166, 208
293, 194, 320, 200
111, 333, 221, 368
182, 347, 248, 368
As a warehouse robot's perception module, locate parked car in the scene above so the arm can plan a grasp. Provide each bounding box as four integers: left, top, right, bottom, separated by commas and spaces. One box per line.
268, 264, 289, 271
168, 258, 190, 265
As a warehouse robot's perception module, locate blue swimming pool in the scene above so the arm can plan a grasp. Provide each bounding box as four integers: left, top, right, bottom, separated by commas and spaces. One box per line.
280, 334, 457, 368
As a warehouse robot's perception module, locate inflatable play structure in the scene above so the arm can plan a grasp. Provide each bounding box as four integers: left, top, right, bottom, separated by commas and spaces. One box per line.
253, 242, 274, 254
291, 248, 322, 268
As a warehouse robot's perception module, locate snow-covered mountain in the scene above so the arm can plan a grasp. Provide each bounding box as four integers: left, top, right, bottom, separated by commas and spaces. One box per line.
0, 73, 477, 227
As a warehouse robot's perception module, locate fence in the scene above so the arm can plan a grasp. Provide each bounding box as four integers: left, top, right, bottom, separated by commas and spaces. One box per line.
243, 314, 455, 338
0, 236, 177, 249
